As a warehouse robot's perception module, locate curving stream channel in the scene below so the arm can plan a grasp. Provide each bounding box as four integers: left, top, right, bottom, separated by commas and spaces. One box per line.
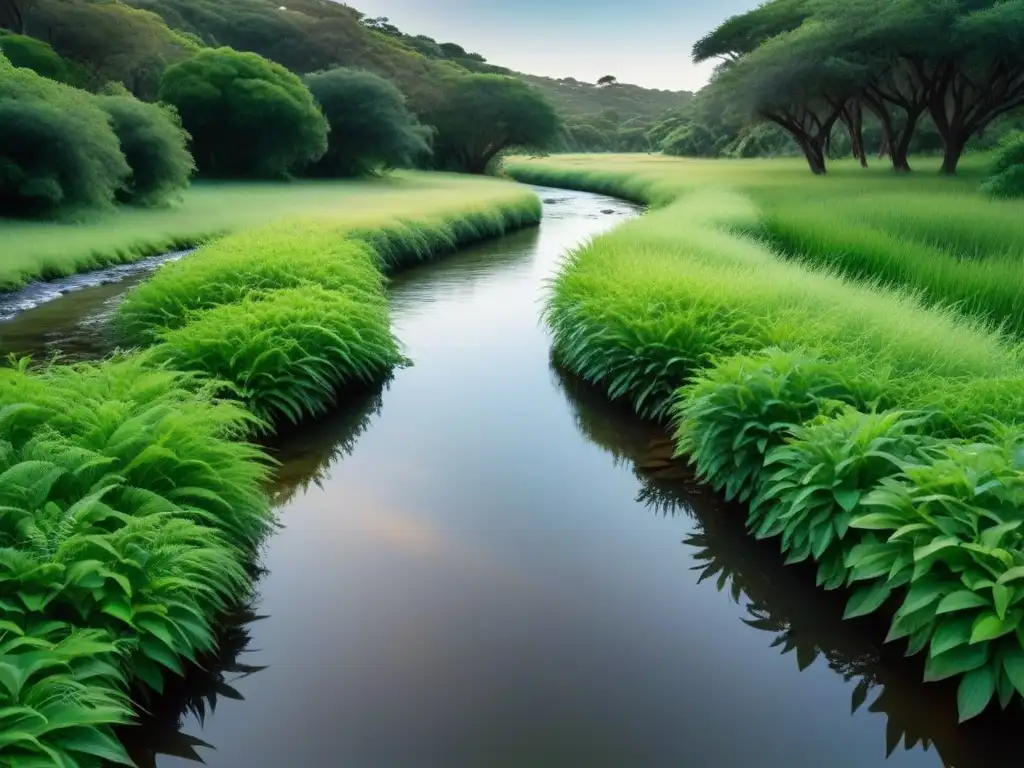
3, 189, 1022, 768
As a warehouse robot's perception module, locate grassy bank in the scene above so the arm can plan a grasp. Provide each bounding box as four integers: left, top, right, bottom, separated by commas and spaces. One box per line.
506, 153, 1024, 721
0, 173, 535, 292
0, 179, 538, 765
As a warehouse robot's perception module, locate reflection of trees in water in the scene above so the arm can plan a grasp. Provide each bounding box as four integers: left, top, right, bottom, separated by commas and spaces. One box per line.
554, 364, 1024, 768
117, 385, 389, 763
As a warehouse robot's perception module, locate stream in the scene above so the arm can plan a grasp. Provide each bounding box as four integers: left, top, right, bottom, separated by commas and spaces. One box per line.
3, 189, 1021, 767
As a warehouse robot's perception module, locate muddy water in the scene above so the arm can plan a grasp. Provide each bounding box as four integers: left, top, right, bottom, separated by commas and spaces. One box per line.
6, 190, 1019, 767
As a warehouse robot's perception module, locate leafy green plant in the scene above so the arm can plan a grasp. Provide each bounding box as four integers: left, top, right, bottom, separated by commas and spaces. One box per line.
674, 349, 881, 503
753, 408, 937, 589
147, 286, 404, 426
0, 621, 135, 767
848, 434, 1024, 721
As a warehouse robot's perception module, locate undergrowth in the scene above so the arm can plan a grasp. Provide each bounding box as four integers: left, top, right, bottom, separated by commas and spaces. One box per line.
507, 154, 1024, 721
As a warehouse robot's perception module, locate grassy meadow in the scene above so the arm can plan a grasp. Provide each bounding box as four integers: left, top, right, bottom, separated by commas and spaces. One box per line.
0, 172, 538, 292
505, 153, 1024, 722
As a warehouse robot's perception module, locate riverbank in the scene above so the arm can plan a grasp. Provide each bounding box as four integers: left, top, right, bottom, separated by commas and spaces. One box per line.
0, 180, 540, 767
504, 153, 1024, 723
0, 173, 536, 292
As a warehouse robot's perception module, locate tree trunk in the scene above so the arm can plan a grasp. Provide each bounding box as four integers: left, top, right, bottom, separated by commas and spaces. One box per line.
842, 101, 868, 168
939, 133, 966, 175
797, 138, 827, 175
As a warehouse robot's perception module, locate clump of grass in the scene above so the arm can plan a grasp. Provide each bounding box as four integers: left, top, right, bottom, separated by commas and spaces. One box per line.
147, 286, 403, 426
114, 223, 386, 346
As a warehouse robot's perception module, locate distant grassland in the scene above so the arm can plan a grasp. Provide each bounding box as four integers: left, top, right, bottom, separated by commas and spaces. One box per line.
0, 172, 537, 291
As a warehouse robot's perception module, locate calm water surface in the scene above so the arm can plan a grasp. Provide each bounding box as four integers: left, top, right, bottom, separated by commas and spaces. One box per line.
5, 190, 1020, 767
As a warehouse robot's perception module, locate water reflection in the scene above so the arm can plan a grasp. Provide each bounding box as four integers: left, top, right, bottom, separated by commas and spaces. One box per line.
117, 604, 266, 767
555, 366, 1024, 768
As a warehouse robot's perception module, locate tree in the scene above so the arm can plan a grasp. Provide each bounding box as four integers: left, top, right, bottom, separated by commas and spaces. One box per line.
25, 0, 195, 98
597, 74, 617, 87
303, 68, 431, 177
159, 47, 328, 178
97, 86, 194, 205
708, 21, 867, 173
0, 31, 84, 84
0, 51, 129, 215
426, 74, 560, 173
0, 0, 37, 34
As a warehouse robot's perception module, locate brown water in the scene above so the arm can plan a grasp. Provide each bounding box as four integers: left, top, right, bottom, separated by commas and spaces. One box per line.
5, 190, 1021, 767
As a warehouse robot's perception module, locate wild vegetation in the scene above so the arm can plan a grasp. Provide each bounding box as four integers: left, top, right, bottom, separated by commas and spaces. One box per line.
507, 153, 1024, 721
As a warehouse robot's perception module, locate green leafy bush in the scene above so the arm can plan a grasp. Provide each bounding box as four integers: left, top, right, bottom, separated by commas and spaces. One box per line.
148, 286, 403, 426
159, 47, 328, 178
981, 133, 1024, 199
0, 53, 130, 216
97, 89, 195, 205
849, 435, 1024, 721
114, 222, 385, 346
0, 622, 134, 766
674, 349, 881, 503
0, 355, 273, 764
304, 68, 431, 177
754, 408, 937, 590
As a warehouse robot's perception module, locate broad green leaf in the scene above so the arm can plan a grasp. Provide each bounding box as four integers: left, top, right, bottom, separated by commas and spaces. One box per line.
958, 666, 996, 722
833, 488, 861, 513
1002, 650, 1024, 696
936, 590, 990, 615
970, 612, 1018, 644
924, 643, 989, 682
844, 581, 892, 620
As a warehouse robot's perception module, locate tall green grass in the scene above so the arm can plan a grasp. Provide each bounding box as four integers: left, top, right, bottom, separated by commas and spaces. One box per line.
507, 154, 1024, 720
0, 173, 540, 292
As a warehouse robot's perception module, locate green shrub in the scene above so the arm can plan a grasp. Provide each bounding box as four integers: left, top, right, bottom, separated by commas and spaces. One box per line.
754, 408, 938, 590
0, 54, 129, 215
159, 47, 328, 179
674, 349, 881, 503
114, 222, 385, 346
850, 436, 1024, 721
304, 68, 432, 177
0, 622, 134, 766
97, 90, 195, 205
0, 354, 273, 765
147, 286, 404, 426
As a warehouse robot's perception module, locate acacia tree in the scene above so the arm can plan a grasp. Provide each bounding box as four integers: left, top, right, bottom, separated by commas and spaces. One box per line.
426, 74, 560, 174
709, 21, 865, 174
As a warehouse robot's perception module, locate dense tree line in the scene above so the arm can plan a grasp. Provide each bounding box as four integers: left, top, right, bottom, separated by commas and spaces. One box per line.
0, 0, 564, 218
691, 0, 1024, 174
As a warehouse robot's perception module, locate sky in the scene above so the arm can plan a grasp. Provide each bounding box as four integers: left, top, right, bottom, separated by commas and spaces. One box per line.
347, 0, 758, 92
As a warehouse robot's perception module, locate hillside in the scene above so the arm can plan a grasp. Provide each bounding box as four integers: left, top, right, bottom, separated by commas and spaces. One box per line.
9, 0, 693, 150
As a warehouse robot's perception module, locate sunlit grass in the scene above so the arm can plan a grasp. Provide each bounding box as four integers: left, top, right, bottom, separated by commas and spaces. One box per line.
0, 172, 539, 291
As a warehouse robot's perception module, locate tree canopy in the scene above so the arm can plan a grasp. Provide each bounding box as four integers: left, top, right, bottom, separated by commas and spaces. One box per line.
158, 46, 328, 178
304, 67, 431, 177
426, 74, 560, 174
698, 0, 1024, 174
0, 51, 130, 214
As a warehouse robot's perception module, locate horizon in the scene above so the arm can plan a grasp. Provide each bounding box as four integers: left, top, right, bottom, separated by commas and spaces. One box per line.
345, 0, 758, 92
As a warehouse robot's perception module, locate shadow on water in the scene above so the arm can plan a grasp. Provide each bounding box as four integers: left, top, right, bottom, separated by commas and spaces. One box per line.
554, 367, 1024, 768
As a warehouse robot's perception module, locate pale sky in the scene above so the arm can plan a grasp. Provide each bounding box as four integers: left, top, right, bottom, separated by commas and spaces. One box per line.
346, 0, 758, 92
